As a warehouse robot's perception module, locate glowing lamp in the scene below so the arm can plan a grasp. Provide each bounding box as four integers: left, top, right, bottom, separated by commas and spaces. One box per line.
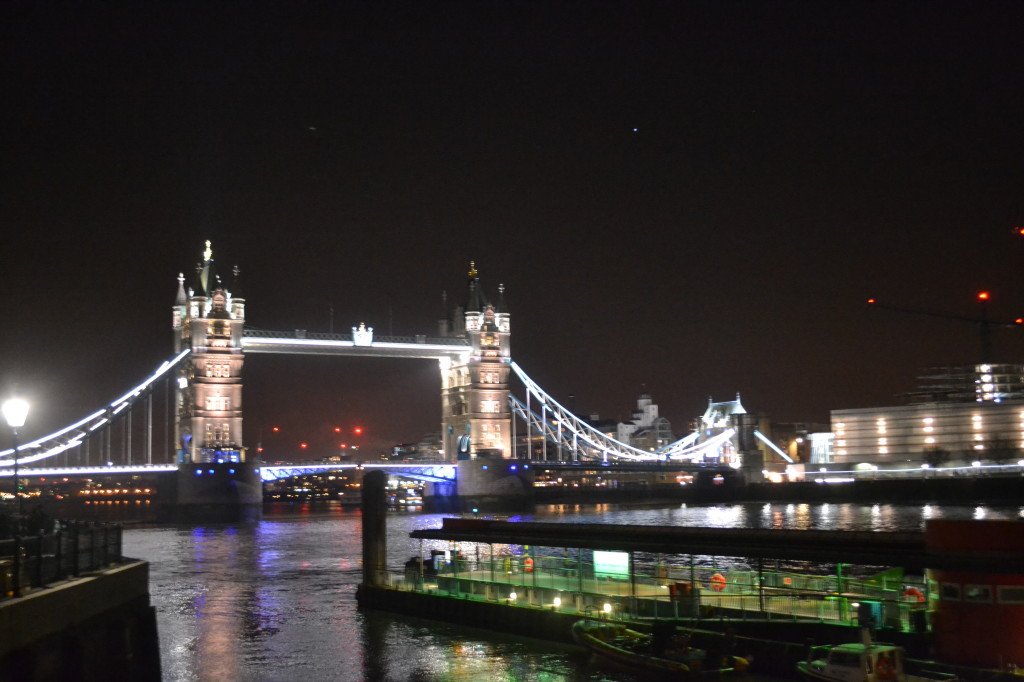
3, 397, 29, 521
2, 398, 29, 428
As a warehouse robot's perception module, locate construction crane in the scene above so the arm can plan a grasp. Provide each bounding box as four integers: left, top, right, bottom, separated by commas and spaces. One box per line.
866, 292, 1023, 364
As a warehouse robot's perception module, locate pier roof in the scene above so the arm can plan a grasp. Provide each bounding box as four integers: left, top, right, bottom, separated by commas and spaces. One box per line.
411, 519, 1024, 574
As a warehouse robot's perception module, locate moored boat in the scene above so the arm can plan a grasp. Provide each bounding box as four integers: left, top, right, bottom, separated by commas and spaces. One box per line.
798, 630, 957, 682
572, 619, 749, 677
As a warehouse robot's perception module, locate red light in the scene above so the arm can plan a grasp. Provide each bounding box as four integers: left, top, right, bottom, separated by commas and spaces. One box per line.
1015, 226, 1024, 236
353, 427, 363, 435
1017, 318, 1024, 325
867, 298, 876, 304
257, 447, 264, 453
978, 291, 990, 301
272, 426, 280, 433
334, 427, 342, 433
300, 442, 308, 449
340, 443, 348, 449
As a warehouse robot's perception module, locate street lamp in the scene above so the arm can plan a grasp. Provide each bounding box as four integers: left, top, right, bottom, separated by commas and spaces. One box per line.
3, 397, 30, 517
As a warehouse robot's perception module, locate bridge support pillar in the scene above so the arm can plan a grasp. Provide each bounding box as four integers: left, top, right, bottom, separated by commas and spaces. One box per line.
453, 458, 534, 511
162, 461, 263, 523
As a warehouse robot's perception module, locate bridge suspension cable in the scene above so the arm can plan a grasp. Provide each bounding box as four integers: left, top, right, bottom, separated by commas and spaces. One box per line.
509, 361, 736, 463
0, 349, 191, 467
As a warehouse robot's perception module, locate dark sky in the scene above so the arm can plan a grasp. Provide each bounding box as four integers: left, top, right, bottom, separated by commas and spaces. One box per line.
3, 2, 1023, 457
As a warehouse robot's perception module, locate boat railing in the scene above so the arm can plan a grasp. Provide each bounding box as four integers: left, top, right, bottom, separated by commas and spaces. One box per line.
382, 550, 931, 634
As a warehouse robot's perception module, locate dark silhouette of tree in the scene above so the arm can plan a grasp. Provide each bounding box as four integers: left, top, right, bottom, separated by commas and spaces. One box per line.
923, 446, 950, 469
984, 438, 1021, 465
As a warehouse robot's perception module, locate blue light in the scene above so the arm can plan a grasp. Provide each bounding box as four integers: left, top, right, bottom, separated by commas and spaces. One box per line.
482, 465, 488, 470
195, 469, 202, 475
208, 469, 214, 474
510, 465, 517, 471
229, 469, 235, 474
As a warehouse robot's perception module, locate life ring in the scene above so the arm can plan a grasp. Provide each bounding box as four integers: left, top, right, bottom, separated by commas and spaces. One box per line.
524, 557, 534, 573
710, 573, 727, 592
902, 587, 925, 603
876, 655, 896, 680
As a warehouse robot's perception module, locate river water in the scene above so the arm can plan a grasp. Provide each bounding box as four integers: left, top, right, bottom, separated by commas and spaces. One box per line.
122, 502, 1024, 682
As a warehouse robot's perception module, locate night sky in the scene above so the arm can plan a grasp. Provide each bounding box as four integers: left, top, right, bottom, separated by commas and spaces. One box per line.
3, 3, 1023, 458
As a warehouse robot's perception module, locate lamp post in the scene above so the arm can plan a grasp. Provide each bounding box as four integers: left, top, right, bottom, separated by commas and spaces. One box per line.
3, 397, 30, 517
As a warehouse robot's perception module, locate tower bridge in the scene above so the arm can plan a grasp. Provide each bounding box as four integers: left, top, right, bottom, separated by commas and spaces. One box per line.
1, 244, 758, 519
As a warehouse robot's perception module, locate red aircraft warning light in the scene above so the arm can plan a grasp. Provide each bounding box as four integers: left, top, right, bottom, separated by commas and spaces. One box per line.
353, 427, 363, 435
978, 291, 991, 301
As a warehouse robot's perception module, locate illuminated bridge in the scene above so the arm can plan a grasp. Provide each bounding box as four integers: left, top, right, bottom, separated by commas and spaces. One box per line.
0, 246, 756, 516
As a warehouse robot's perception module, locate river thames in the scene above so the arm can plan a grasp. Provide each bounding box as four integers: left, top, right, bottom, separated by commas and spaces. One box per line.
122, 502, 1024, 682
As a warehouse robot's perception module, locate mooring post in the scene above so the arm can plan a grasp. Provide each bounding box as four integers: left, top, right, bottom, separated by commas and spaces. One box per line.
361, 470, 388, 587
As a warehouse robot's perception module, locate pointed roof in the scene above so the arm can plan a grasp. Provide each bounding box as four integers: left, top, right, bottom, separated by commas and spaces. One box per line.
231, 265, 243, 299
495, 282, 508, 314
463, 260, 489, 312
701, 394, 747, 427
175, 273, 187, 306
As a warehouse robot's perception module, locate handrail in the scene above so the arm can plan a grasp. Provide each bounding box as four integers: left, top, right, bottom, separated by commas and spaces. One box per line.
0, 521, 124, 600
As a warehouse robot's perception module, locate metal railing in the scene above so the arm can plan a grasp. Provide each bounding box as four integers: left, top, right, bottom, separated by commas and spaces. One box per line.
0, 521, 124, 600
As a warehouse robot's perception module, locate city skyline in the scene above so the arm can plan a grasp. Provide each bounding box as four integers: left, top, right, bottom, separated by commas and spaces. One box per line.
3, 3, 1024, 456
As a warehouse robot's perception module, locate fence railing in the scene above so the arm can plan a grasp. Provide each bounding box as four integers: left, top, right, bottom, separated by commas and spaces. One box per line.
0, 521, 124, 600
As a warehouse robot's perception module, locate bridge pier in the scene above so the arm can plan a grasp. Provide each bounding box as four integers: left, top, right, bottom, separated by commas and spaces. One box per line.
160, 461, 262, 523
450, 458, 534, 511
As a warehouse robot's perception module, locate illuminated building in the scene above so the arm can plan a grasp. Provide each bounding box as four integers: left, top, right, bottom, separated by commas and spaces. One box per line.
831, 364, 1024, 467
438, 263, 513, 459
172, 241, 246, 464
615, 392, 673, 452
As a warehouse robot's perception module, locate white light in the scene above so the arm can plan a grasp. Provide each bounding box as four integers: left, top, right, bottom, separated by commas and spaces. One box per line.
2, 398, 29, 428
603, 602, 612, 614
921, 463, 931, 469
178, 377, 188, 389
972, 460, 983, 467
509, 591, 517, 601
553, 597, 561, 608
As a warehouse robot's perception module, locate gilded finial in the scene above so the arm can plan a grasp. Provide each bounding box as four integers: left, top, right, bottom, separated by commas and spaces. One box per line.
468, 261, 477, 279
203, 240, 213, 262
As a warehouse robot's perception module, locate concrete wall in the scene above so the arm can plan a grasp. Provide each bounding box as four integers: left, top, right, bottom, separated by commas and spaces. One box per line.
0, 561, 160, 681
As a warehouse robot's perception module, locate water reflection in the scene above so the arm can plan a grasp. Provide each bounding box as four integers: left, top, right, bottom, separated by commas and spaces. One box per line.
123, 501, 1024, 681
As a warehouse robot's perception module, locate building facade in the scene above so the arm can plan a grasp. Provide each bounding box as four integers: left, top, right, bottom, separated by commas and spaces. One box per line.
439, 263, 513, 460
616, 393, 674, 452
172, 241, 246, 464
831, 364, 1024, 467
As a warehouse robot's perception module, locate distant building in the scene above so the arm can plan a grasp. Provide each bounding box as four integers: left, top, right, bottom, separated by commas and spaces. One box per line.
691, 395, 748, 464
616, 393, 674, 452
831, 363, 1024, 467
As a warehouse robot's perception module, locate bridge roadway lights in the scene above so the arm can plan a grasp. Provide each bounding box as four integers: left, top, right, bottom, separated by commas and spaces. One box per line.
448, 458, 535, 512
166, 461, 263, 523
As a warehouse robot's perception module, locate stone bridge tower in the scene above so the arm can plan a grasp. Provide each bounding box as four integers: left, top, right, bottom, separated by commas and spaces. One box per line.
172, 241, 246, 464
440, 263, 513, 460
170, 242, 260, 521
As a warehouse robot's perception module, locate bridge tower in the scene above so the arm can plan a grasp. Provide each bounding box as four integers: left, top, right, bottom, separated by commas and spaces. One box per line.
440, 263, 513, 460
169, 241, 261, 521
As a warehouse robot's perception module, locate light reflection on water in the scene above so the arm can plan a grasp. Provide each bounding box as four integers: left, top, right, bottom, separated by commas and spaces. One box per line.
123, 502, 1024, 681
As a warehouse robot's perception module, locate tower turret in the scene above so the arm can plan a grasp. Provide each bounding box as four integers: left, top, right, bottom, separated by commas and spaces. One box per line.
175, 241, 246, 464
440, 262, 512, 460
